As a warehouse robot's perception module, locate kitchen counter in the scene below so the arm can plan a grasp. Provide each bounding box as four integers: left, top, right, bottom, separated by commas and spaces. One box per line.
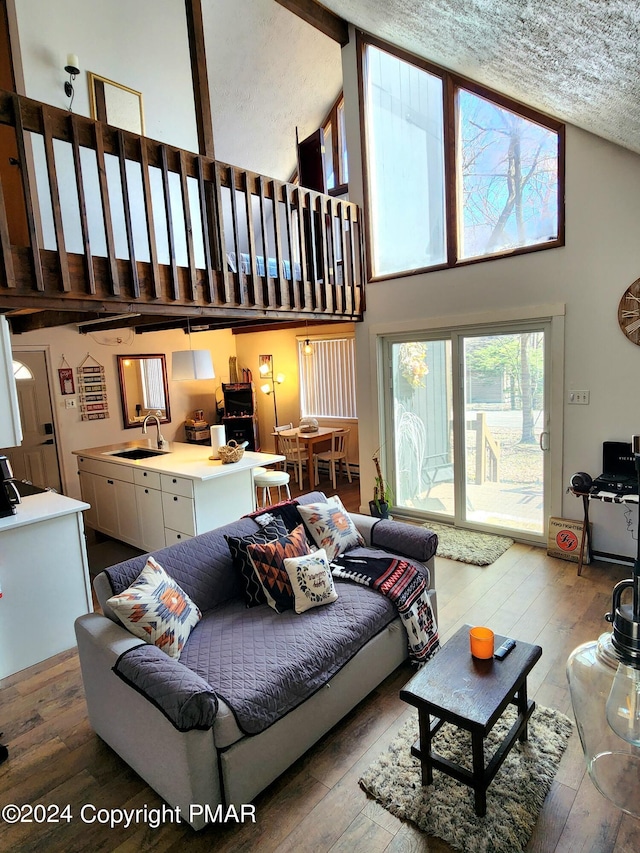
72, 440, 284, 481
73, 441, 286, 551
0, 491, 92, 679
0, 489, 89, 531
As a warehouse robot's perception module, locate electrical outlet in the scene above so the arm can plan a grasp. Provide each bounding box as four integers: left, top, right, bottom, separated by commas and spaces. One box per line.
65, 398, 77, 409
568, 390, 590, 405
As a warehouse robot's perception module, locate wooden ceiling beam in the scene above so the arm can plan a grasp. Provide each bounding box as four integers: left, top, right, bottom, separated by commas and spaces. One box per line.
185, 0, 215, 159
274, 0, 349, 46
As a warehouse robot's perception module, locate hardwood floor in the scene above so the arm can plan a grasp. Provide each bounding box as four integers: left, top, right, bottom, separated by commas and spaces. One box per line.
2, 477, 639, 851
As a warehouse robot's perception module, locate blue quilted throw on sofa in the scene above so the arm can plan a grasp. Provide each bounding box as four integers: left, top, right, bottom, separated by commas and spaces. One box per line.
331, 555, 439, 664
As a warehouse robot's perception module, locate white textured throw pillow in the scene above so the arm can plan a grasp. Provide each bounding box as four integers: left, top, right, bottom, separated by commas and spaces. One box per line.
284, 549, 338, 613
296, 495, 364, 561
106, 556, 201, 659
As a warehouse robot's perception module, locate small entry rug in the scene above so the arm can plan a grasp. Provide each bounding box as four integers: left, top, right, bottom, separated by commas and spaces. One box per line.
360, 705, 572, 853
423, 521, 513, 566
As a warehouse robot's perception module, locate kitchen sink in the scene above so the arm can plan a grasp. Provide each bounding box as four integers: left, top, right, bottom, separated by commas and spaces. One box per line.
108, 448, 169, 460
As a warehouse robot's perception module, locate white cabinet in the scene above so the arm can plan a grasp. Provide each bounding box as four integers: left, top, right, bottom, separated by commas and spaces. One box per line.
161, 491, 196, 538
0, 315, 23, 447
135, 483, 166, 552
160, 473, 195, 543
76, 450, 263, 552
0, 493, 91, 679
78, 469, 98, 530
77, 457, 140, 547
78, 457, 196, 550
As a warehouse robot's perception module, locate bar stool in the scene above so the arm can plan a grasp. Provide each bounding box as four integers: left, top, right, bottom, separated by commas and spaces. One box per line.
253, 467, 291, 508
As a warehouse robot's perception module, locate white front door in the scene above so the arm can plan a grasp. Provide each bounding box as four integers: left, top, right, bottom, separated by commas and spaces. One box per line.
1, 350, 62, 491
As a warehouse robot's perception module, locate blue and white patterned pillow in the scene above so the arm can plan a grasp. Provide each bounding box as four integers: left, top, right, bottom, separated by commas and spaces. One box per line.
106, 556, 201, 660
296, 495, 364, 562
284, 549, 338, 613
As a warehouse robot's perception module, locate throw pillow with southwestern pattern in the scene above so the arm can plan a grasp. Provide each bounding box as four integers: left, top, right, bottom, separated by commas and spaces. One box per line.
225, 518, 288, 607
246, 524, 311, 612
106, 556, 201, 660
296, 495, 364, 561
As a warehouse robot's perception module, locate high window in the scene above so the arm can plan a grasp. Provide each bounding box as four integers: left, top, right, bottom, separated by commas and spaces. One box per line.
298, 336, 357, 419
292, 95, 349, 196
359, 35, 564, 279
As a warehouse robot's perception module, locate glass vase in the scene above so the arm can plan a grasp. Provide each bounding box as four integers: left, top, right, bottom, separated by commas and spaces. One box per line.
566, 631, 640, 817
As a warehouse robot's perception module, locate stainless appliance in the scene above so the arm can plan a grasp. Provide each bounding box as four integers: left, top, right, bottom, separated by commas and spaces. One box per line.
0, 455, 21, 517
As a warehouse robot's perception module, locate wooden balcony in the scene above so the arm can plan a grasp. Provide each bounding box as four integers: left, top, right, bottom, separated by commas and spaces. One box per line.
0, 90, 365, 333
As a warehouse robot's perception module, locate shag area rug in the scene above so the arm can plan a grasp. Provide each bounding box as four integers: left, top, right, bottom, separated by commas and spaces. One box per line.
360, 705, 572, 853
423, 521, 514, 566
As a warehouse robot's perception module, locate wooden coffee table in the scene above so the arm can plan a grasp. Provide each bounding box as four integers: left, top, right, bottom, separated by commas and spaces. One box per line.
400, 624, 542, 816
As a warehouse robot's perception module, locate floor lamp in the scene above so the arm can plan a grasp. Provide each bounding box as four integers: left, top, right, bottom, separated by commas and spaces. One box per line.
259, 355, 284, 428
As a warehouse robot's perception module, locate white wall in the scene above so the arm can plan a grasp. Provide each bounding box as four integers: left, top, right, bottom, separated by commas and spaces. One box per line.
342, 30, 640, 559
204, 0, 342, 179
10, 324, 236, 500
14, 0, 198, 152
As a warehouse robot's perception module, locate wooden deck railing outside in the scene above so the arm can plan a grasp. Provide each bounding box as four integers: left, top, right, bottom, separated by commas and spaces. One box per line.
0, 89, 365, 323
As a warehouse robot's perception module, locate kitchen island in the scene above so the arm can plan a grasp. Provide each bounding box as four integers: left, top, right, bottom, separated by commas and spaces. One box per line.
0, 491, 91, 679
73, 441, 285, 551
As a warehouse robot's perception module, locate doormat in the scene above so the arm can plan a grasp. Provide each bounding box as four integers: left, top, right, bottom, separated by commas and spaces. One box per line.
423, 521, 513, 566
360, 705, 572, 853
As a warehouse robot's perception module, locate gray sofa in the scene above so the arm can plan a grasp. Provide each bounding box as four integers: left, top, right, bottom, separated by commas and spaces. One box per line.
75, 492, 438, 830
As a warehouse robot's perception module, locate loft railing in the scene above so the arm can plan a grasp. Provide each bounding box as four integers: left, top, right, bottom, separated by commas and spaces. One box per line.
0, 89, 365, 323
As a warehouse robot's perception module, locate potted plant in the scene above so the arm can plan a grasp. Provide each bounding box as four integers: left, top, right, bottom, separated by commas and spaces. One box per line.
370, 451, 392, 519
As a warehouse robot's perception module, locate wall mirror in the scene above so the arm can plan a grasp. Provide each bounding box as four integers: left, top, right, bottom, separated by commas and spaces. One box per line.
117, 355, 171, 429
88, 72, 145, 135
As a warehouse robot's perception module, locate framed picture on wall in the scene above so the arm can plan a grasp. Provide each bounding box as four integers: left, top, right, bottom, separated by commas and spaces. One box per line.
88, 72, 145, 135
258, 354, 273, 378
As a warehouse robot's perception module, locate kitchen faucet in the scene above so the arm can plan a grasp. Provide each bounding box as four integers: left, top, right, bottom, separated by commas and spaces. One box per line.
142, 411, 167, 449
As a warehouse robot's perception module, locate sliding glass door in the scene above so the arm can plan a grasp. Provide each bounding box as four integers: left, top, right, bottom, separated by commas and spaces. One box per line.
384, 323, 549, 539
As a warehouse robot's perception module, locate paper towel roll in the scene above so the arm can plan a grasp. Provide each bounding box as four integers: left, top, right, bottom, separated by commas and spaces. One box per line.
209, 424, 226, 459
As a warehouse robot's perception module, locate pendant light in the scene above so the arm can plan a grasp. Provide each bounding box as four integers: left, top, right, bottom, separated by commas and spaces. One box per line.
302, 321, 314, 356
566, 434, 640, 817
171, 318, 215, 380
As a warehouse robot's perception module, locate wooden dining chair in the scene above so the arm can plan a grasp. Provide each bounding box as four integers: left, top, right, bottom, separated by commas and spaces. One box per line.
278, 433, 306, 488
273, 423, 293, 470
314, 429, 352, 490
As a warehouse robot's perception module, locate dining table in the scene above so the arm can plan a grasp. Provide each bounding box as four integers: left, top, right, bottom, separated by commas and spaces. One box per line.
272, 426, 336, 491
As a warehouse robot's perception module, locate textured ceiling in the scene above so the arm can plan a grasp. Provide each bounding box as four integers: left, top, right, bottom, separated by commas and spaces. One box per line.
321, 0, 640, 154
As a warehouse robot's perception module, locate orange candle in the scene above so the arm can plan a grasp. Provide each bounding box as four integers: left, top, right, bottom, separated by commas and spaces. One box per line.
469, 626, 494, 659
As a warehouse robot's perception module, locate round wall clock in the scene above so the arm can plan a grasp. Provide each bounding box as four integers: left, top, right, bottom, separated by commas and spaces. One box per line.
618, 277, 640, 346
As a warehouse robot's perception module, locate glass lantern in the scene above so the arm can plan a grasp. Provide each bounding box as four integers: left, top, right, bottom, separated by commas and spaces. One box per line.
567, 439, 640, 816
567, 631, 640, 817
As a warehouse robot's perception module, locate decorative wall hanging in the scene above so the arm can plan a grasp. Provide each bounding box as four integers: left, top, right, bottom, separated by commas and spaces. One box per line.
58, 355, 75, 395
618, 277, 640, 346
77, 353, 109, 420
229, 356, 239, 383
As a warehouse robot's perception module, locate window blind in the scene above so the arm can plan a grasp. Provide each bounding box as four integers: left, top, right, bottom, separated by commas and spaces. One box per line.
299, 337, 357, 419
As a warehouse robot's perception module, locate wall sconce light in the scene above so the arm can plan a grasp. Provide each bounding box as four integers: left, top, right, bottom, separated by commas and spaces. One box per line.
171, 318, 215, 380
64, 53, 80, 110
